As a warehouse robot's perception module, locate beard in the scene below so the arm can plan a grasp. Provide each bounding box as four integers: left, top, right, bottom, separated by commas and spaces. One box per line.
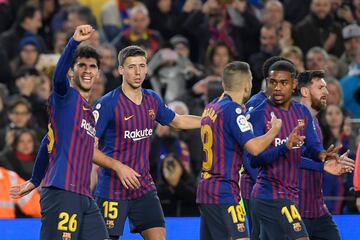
311, 94, 326, 112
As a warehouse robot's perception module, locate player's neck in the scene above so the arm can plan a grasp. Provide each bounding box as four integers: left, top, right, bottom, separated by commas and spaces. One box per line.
224, 91, 244, 105
121, 84, 142, 104
301, 99, 318, 117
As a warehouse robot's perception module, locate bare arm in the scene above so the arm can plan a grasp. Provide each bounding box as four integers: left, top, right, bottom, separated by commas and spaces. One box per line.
169, 114, 201, 129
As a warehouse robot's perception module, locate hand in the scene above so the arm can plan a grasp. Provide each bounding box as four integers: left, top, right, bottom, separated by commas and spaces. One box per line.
73, 25, 95, 42
356, 197, 360, 212
162, 157, 183, 187
286, 122, 305, 149
113, 162, 141, 189
324, 151, 355, 175
269, 112, 282, 133
232, 0, 247, 13
323, 32, 337, 51
319, 144, 341, 162
10, 180, 35, 199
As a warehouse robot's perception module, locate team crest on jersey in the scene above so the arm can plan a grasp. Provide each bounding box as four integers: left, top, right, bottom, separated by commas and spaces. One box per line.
237, 223, 246, 232
293, 222, 302, 232
106, 220, 115, 229
92, 110, 99, 123
149, 109, 155, 119
236, 115, 251, 132
62, 232, 71, 240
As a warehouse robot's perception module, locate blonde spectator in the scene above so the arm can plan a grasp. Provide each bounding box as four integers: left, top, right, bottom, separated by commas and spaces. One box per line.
281, 46, 305, 72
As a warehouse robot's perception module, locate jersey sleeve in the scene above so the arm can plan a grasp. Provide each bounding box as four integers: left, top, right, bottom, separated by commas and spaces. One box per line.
30, 135, 50, 187
93, 96, 114, 138
226, 104, 254, 147
52, 38, 80, 97
243, 151, 258, 182
303, 107, 324, 161
300, 157, 324, 172
152, 91, 176, 125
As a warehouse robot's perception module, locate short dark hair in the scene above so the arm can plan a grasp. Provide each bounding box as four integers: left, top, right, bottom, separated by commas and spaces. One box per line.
16, 3, 39, 26
15, 66, 40, 80
222, 61, 250, 90
118, 45, 147, 66
268, 60, 297, 78
71, 46, 100, 69
262, 56, 293, 79
7, 95, 32, 112
297, 70, 325, 89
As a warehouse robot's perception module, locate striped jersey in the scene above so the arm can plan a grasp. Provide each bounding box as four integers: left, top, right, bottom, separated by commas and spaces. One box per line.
94, 88, 175, 200
299, 117, 329, 218
249, 100, 323, 203
241, 91, 267, 200
196, 95, 254, 204
42, 38, 96, 197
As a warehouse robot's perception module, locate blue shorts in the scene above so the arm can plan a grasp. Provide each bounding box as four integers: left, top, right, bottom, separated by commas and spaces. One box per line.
199, 203, 248, 240
303, 214, 340, 240
96, 190, 165, 238
251, 198, 308, 240
40, 187, 108, 240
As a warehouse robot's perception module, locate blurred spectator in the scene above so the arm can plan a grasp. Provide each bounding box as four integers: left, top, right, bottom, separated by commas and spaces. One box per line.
146, 0, 187, 41
98, 43, 120, 93
51, 0, 79, 35
156, 154, 198, 216
14, 66, 48, 130
0, 166, 41, 218
0, 48, 13, 92
333, 0, 354, 26
35, 72, 52, 102
326, 77, 343, 105
101, 0, 140, 41
337, 24, 360, 78
249, 24, 280, 95
326, 54, 340, 78
294, 0, 344, 57
319, 103, 348, 214
0, 3, 44, 62
11, 36, 42, 75
0, 83, 9, 129
281, 45, 305, 73
283, 0, 312, 25
306, 46, 329, 70
53, 28, 68, 53
0, 128, 38, 180
38, 0, 59, 51
64, 5, 97, 35
0, 0, 14, 33
262, 0, 293, 48
0, 95, 44, 151
340, 47, 360, 117
112, 4, 163, 59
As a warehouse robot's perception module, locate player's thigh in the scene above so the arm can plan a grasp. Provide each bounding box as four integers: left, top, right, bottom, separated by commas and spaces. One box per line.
40, 187, 83, 240
309, 214, 340, 240
253, 199, 308, 240
79, 198, 109, 240
128, 191, 165, 234
199, 206, 213, 240
96, 196, 128, 239
199, 203, 249, 240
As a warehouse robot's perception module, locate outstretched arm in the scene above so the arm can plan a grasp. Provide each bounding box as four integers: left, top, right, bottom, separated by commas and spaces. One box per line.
53, 25, 95, 96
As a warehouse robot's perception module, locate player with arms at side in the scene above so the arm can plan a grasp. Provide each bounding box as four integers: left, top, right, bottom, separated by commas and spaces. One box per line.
298, 70, 354, 240
196, 61, 303, 240
248, 60, 339, 240
10, 25, 136, 240
93, 45, 201, 240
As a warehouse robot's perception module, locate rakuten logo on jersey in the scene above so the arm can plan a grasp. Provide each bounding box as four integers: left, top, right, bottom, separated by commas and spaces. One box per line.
124, 128, 153, 141
274, 137, 288, 147
81, 119, 96, 137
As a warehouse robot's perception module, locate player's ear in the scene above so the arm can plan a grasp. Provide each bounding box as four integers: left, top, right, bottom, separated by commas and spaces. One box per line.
118, 65, 124, 75
300, 87, 309, 97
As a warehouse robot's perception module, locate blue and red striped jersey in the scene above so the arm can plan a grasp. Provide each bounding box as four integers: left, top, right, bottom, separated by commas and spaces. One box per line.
249, 100, 323, 203
196, 95, 254, 204
299, 117, 329, 218
241, 91, 267, 200
42, 38, 96, 197
94, 88, 175, 200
